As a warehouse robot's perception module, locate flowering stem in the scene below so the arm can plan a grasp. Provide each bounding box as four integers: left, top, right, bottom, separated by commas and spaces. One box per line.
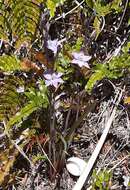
48, 93, 57, 178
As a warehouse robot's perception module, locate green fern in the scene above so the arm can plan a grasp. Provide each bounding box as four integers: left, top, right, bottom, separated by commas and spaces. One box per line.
6, 80, 49, 130
0, 55, 21, 72
46, 0, 66, 17
86, 52, 130, 92
93, 0, 122, 16
0, 75, 24, 121
6, 102, 38, 130
86, 64, 108, 92
0, 1, 8, 40
0, 0, 68, 45
24, 81, 49, 108
0, 0, 43, 46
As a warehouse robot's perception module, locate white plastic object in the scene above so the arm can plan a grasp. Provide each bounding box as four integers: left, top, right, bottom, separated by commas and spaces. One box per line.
66, 157, 87, 177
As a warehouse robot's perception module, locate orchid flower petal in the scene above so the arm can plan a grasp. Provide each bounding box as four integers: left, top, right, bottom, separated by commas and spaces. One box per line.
45, 80, 53, 86
44, 71, 63, 88
44, 74, 52, 80
71, 51, 91, 68
47, 39, 60, 55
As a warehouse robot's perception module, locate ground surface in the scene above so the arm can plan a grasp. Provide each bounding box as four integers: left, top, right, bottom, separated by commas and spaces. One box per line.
14, 96, 130, 190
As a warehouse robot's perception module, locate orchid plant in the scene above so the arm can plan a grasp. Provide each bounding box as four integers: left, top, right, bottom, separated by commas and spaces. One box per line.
38, 43, 94, 177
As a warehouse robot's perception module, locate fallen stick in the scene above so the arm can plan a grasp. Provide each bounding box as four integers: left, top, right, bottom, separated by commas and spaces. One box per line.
72, 89, 123, 190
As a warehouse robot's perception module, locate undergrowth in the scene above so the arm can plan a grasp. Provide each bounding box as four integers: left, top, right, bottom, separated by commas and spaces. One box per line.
0, 0, 130, 189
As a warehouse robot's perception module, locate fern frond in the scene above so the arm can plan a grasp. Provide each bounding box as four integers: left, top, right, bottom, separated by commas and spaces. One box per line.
0, 75, 24, 121
0, 55, 21, 72
0, 3, 8, 40
86, 69, 106, 92
5, 80, 49, 130
86, 52, 130, 92
6, 102, 38, 130
46, 0, 66, 17
0, 0, 44, 46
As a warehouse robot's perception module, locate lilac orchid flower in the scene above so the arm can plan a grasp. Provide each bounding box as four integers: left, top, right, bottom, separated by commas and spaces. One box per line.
47, 39, 60, 56
72, 51, 91, 68
44, 72, 64, 88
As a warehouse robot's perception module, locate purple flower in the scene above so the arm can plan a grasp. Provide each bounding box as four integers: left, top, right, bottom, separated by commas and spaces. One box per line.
47, 39, 60, 56
72, 51, 91, 68
44, 72, 64, 88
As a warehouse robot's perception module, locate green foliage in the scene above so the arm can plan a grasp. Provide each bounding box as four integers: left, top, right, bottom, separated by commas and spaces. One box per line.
0, 0, 68, 46
93, 0, 122, 16
56, 52, 73, 78
92, 170, 112, 190
94, 2, 111, 16
110, 0, 122, 12
0, 0, 128, 187
32, 153, 47, 163
65, 37, 83, 52
6, 80, 49, 130
122, 42, 130, 53
93, 16, 101, 39
46, 0, 66, 17
25, 80, 49, 108
86, 52, 130, 92
0, 75, 24, 121
0, 0, 43, 46
57, 37, 83, 77
6, 103, 37, 130
72, 37, 84, 51
0, 55, 21, 72
85, 0, 93, 9
92, 0, 122, 39
0, 77, 49, 185
86, 64, 107, 92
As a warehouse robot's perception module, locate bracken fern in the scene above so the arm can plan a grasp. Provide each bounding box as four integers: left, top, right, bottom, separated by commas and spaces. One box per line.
0, 0, 44, 46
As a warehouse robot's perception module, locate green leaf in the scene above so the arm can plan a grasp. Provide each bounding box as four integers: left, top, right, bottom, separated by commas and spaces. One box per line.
93, 0, 122, 17
122, 42, 130, 53
6, 102, 37, 128
93, 16, 101, 39
85, 0, 93, 8
86, 64, 108, 92
6, 83, 49, 130
94, 2, 111, 16
0, 55, 21, 72
46, 0, 66, 18
72, 37, 83, 51
110, 0, 122, 12
85, 70, 106, 92
25, 81, 49, 108
47, 0, 56, 17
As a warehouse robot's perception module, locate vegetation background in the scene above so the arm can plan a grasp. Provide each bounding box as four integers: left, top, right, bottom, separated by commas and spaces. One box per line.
0, 0, 130, 189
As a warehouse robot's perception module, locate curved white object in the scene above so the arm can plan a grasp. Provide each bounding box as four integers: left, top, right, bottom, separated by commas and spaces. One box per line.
66, 157, 87, 177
